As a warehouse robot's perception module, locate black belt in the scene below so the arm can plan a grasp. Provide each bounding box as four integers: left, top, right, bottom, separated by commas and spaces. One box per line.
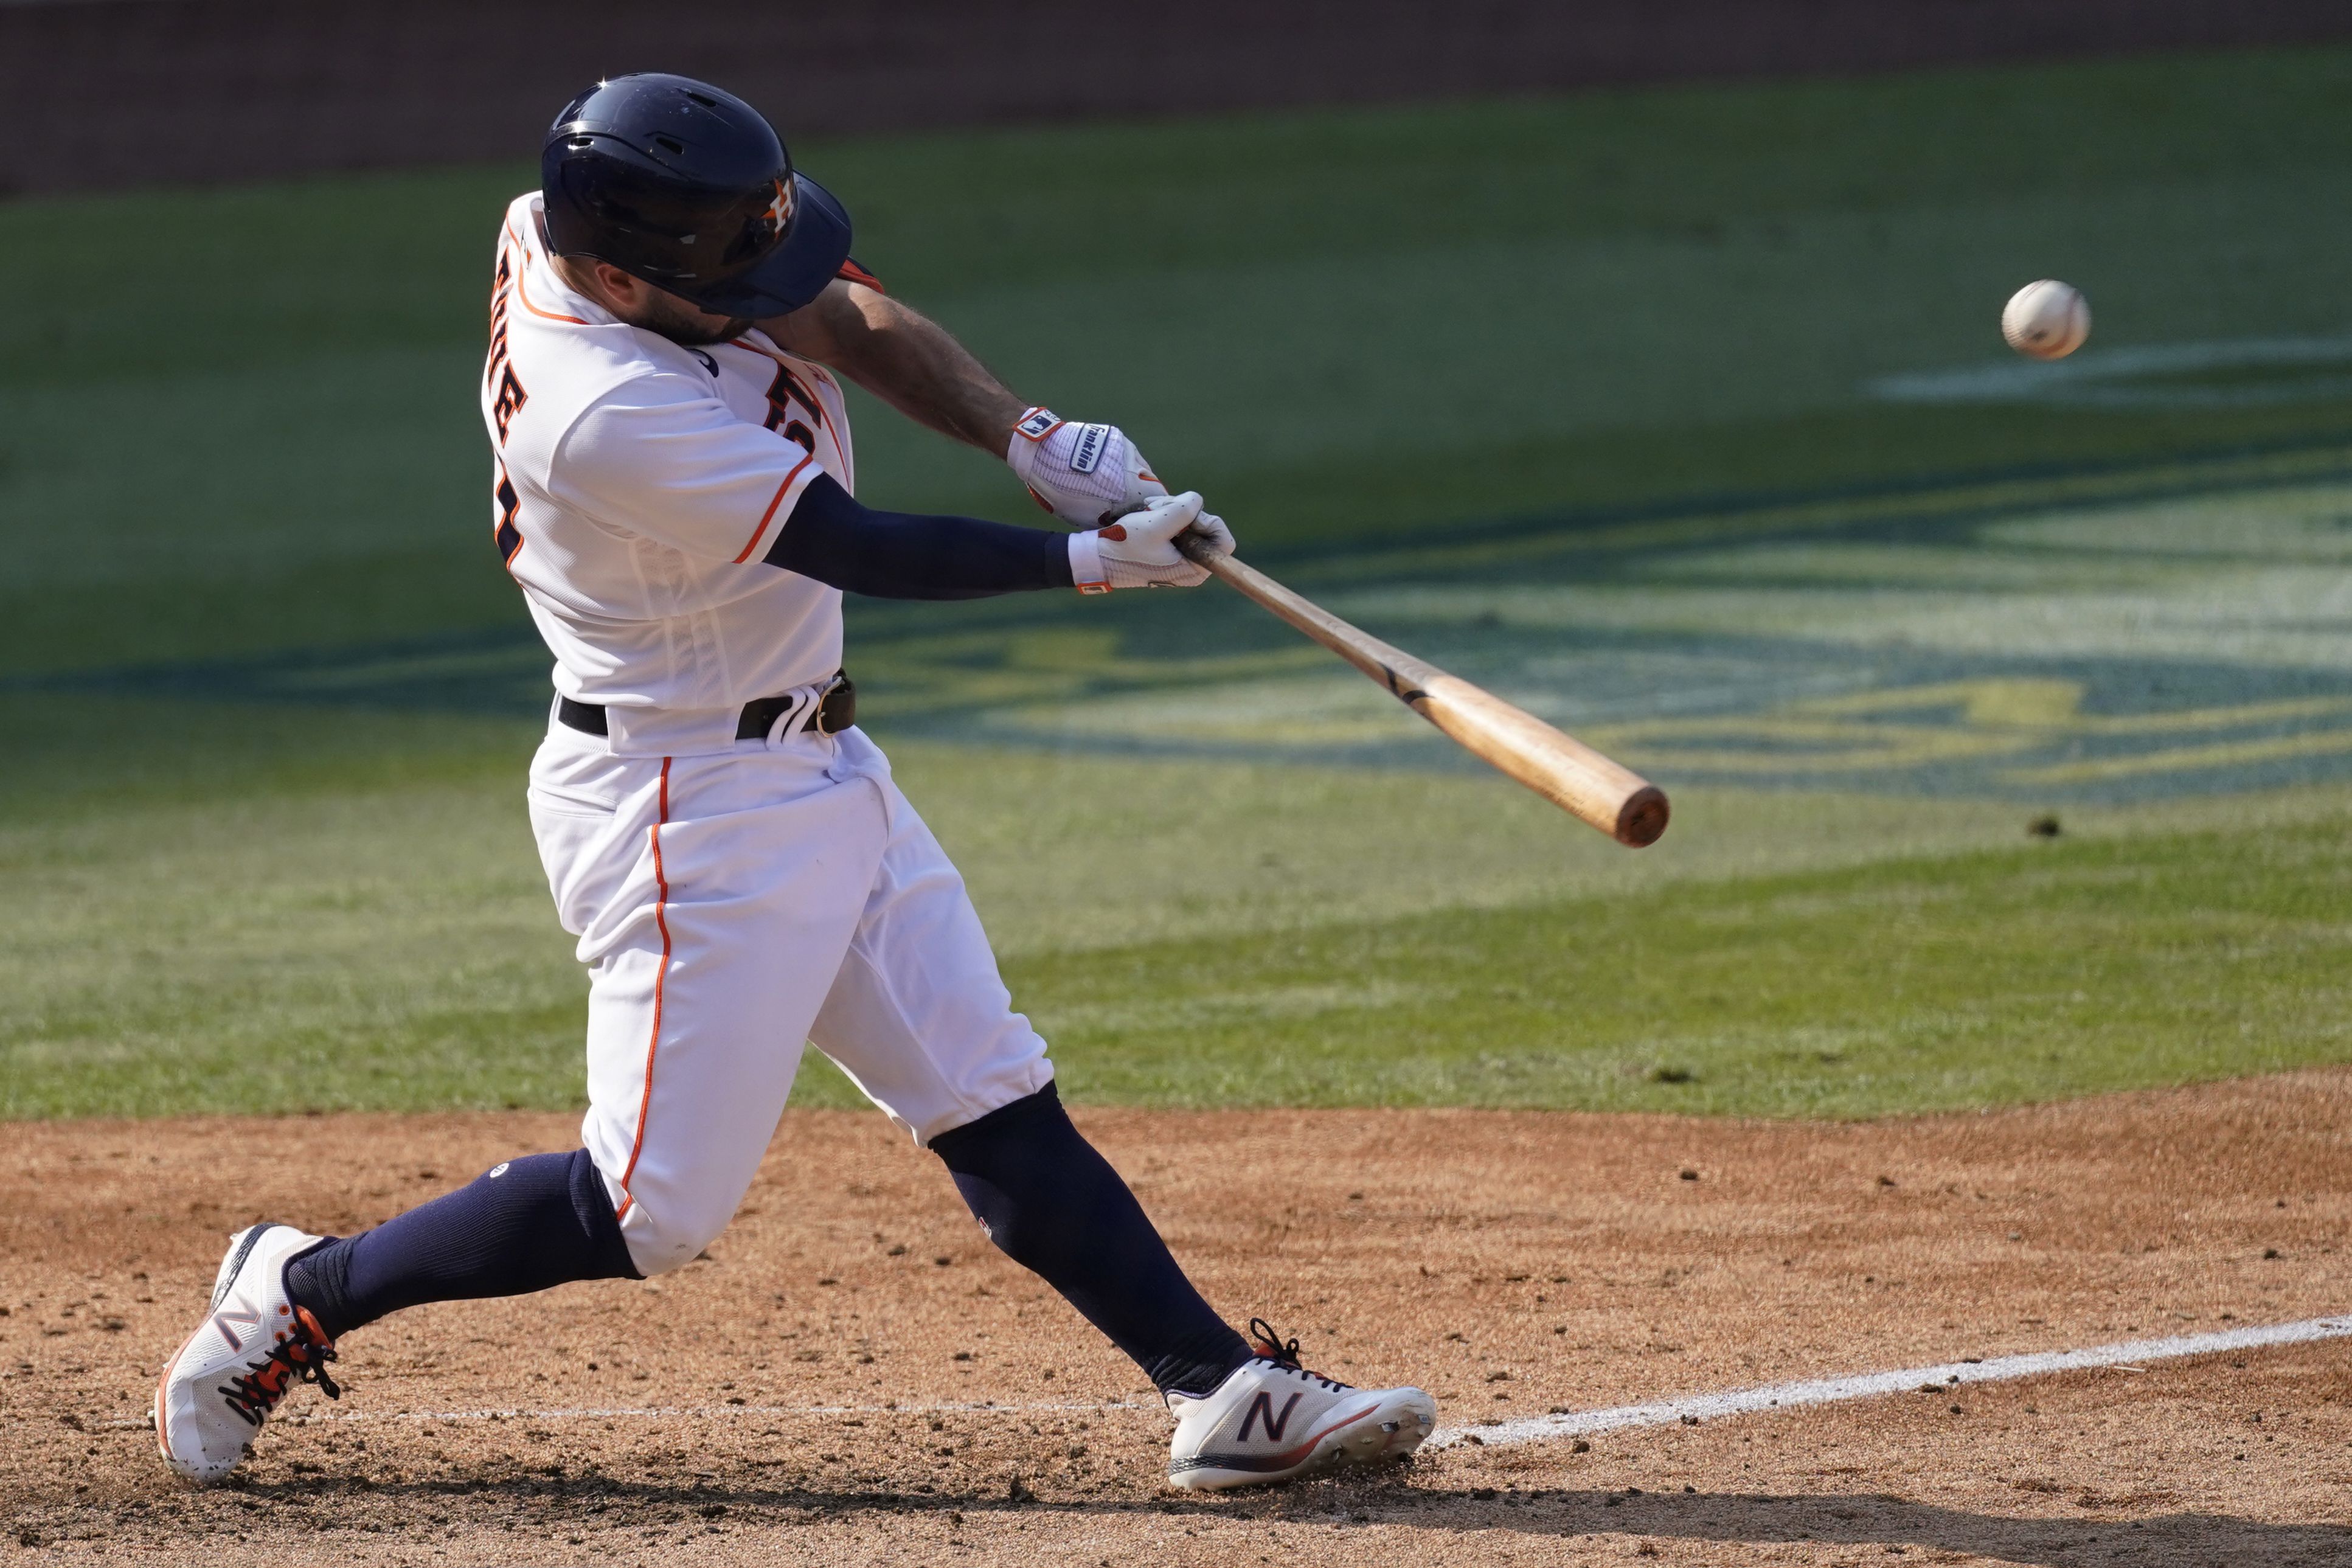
557, 673, 856, 741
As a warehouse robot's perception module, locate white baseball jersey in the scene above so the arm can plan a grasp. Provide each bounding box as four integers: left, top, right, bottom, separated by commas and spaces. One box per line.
482, 192, 858, 756
488, 193, 1056, 1271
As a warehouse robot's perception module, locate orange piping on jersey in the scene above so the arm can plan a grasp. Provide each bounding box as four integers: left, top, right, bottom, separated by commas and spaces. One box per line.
614, 757, 675, 1223
728, 335, 790, 366
515, 261, 591, 325
835, 258, 886, 294
734, 453, 816, 563
504, 210, 594, 324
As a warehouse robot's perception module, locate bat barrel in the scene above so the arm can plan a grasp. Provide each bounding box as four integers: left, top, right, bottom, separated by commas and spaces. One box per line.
1615, 785, 1671, 848
1176, 535, 1671, 849
1415, 672, 1668, 847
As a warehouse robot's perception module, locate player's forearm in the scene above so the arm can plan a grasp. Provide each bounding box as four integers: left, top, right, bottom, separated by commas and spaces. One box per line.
768, 471, 1074, 600
763, 283, 1025, 455
768, 474, 1225, 598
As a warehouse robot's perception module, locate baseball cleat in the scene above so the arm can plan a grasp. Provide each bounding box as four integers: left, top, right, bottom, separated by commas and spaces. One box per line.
1165, 1319, 1435, 1491
154, 1223, 341, 1483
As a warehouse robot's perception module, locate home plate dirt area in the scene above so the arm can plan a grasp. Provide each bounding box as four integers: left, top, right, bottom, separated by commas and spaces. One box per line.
6, 1077, 2352, 1565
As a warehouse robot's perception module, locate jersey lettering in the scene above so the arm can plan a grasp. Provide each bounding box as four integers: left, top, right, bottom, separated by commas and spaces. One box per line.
491, 364, 529, 443
760, 362, 821, 456
480, 192, 853, 730
485, 249, 514, 390
760, 363, 820, 429
493, 463, 524, 567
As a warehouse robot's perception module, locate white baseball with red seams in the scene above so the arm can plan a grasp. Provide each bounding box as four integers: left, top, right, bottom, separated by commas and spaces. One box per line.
2002, 279, 2091, 361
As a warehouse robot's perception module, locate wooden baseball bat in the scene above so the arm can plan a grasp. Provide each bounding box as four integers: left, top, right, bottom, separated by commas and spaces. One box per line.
1173, 535, 1669, 847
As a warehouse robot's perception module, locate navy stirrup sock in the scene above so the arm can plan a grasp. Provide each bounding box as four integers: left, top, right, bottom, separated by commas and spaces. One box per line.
286, 1150, 638, 1339
930, 1084, 1252, 1398
285, 1105, 1251, 1401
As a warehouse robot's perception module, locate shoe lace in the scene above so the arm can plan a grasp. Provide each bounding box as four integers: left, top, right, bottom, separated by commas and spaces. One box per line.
1247, 1317, 1350, 1393
220, 1308, 341, 1427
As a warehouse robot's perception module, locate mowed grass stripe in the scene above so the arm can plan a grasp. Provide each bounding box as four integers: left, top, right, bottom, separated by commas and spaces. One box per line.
8, 52, 2350, 1123
9, 51, 2352, 677
1010, 820, 2352, 1118
14, 809, 2345, 1120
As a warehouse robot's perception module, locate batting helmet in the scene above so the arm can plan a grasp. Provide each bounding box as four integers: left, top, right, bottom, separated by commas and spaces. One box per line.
540, 73, 852, 317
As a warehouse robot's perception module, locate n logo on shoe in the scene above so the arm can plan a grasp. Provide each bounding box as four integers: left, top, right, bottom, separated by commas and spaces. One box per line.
212, 1305, 261, 1353
1237, 1390, 1303, 1444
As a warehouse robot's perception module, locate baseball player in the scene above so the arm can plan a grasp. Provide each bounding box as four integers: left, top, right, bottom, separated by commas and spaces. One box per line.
157, 74, 1433, 1494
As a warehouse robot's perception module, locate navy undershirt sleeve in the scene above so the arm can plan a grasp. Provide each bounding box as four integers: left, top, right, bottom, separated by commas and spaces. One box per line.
765, 470, 1074, 599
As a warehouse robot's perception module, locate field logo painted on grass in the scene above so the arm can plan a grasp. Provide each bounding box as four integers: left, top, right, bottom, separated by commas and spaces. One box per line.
29, 446, 2352, 805
1581, 679, 2352, 792
949, 454, 2352, 802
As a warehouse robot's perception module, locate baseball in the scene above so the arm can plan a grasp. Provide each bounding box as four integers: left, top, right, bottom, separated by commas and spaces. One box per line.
2002, 279, 2090, 360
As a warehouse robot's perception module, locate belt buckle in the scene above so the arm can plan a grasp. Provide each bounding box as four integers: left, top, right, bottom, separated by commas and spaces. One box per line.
810, 673, 848, 737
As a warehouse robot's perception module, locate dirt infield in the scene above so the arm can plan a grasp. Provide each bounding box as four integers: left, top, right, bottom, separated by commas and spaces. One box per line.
5, 1075, 2351, 1564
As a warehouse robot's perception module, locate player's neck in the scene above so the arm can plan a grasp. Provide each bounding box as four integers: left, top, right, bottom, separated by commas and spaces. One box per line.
550, 254, 614, 312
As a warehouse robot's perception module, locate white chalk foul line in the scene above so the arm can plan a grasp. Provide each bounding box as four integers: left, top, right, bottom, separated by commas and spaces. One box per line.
87, 1314, 2352, 1443
1426, 1313, 2352, 1451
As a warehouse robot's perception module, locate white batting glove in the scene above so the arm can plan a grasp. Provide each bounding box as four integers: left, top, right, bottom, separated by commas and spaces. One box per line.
1069, 491, 1236, 592
1007, 407, 1168, 528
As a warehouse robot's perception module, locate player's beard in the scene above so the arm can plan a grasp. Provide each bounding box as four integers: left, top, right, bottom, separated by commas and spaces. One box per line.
631, 292, 754, 347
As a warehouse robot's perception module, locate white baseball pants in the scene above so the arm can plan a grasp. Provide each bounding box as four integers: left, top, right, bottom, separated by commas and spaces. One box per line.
526, 720, 1053, 1276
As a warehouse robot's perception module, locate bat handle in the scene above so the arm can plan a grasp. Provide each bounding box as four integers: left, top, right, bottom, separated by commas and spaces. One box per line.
1175, 529, 1235, 572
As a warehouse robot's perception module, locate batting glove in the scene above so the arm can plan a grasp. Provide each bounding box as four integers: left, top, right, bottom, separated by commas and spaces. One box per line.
1007, 407, 1168, 528
1070, 492, 1235, 591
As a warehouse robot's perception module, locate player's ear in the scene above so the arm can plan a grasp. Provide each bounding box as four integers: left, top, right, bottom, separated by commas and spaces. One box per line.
592, 263, 642, 307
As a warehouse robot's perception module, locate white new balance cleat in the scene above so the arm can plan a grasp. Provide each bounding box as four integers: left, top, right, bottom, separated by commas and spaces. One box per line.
154, 1223, 341, 1483
1166, 1319, 1436, 1491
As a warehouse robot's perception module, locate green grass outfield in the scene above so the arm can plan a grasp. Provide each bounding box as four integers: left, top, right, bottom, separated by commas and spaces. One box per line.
6, 48, 2352, 1120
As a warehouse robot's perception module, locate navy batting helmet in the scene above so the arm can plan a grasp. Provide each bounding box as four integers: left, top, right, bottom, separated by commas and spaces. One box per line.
541, 74, 852, 317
